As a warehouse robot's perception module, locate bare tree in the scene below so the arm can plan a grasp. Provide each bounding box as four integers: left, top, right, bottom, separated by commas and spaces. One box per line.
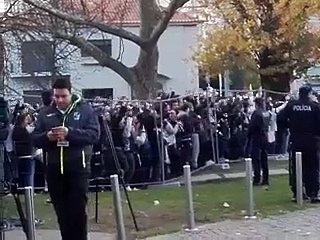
1, 0, 191, 98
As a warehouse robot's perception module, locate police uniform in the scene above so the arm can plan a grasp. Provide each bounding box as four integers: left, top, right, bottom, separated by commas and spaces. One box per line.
281, 86, 320, 202
247, 98, 271, 185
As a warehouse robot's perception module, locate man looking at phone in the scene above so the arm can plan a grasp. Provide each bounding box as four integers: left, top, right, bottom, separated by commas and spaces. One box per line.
32, 78, 100, 240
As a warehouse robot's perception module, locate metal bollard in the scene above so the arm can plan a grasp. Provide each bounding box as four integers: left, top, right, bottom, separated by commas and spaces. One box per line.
110, 175, 126, 240
183, 165, 198, 232
295, 152, 303, 206
244, 158, 256, 219
24, 186, 36, 240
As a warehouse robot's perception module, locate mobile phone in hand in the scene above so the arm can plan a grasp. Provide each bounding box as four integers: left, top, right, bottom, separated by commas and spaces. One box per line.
52, 126, 63, 133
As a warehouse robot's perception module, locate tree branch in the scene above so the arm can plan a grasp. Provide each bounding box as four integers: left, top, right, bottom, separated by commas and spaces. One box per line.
54, 31, 136, 87
22, 0, 147, 48
148, 0, 190, 45
230, 0, 251, 21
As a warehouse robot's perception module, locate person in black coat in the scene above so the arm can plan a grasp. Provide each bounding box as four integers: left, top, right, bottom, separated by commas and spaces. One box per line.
247, 97, 271, 186
281, 86, 320, 203
12, 113, 35, 188
32, 78, 100, 240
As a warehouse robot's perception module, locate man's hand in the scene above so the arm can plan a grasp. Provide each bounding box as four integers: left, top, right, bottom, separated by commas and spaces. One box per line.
47, 130, 58, 142
52, 126, 69, 141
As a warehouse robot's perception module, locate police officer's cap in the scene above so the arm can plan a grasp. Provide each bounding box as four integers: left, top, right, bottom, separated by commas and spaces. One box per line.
299, 86, 312, 98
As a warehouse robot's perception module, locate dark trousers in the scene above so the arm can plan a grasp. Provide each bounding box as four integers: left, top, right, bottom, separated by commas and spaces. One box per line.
179, 140, 193, 166
18, 158, 35, 188
168, 144, 181, 177
4, 151, 18, 183
276, 129, 289, 154
218, 138, 229, 159
290, 143, 320, 197
47, 168, 89, 240
198, 140, 211, 167
133, 143, 152, 185
250, 136, 269, 184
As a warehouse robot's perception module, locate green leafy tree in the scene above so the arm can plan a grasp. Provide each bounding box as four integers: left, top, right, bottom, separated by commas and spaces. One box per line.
196, 0, 320, 92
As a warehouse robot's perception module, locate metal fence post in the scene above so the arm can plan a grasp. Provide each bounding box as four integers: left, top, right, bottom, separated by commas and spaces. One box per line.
24, 186, 36, 240
295, 152, 303, 206
245, 158, 256, 219
159, 101, 166, 184
183, 165, 198, 232
110, 175, 126, 240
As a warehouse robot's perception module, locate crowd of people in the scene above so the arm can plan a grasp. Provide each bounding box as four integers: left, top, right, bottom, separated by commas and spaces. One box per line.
88, 90, 293, 186
5, 77, 320, 240
2, 86, 292, 191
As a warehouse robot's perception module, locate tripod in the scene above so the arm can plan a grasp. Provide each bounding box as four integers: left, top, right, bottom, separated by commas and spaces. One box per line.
0, 142, 29, 240
93, 118, 139, 231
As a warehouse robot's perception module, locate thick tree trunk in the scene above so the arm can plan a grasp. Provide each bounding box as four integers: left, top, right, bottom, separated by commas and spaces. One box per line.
260, 73, 291, 92
0, 35, 4, 95
259, 47, 291, 97
132, 47, 159, 99
131, 0, 161, 99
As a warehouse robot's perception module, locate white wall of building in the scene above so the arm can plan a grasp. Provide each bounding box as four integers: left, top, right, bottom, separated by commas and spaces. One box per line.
67, 25, 199, 98
7, 24, 199, 99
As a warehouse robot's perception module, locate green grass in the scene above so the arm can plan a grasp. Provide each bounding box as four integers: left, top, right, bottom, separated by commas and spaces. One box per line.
2, 175, 313, 238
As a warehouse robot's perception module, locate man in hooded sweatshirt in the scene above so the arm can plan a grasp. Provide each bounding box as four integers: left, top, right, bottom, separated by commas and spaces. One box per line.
32, 78, 100, 240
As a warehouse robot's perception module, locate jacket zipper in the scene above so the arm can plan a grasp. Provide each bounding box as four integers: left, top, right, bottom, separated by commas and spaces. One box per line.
82, 150, 86, 169
60, 115, 67, 175
59, 101, 77, 175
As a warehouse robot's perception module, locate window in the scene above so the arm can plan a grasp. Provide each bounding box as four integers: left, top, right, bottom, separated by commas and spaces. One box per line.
81, 40, 112, 57
82, 88, 113, 99
22, 75, 70, 104
21, 41, 54, 73
23, 90, 43, 105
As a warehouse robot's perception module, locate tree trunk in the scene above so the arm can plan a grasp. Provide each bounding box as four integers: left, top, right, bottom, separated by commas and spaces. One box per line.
259, 47, 291, 98
0, 35, 5, 95
132, 47, 159, 99
131, 0, 161, 99
260, 73, 290, 92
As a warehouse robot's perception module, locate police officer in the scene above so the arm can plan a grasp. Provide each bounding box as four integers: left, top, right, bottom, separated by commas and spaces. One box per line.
247, 97, 270, 185
32, 78, 100, 240
281, 86, 320, 203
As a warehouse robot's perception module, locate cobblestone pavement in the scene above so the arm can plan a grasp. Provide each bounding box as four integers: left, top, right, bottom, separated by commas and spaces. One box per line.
147, 207, 320, 240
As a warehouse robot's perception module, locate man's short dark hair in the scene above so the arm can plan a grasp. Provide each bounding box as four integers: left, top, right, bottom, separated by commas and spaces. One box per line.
254, 97, 264, 108
299, 86, 312, 99
41, 90, 52, 106
52, 78, 72, 92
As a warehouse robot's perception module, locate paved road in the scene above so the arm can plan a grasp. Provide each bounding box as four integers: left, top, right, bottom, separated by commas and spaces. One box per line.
192, 159, 288, 176
147, 207, 320, 240
5, 229, 116, 240
164, 159, 289, 185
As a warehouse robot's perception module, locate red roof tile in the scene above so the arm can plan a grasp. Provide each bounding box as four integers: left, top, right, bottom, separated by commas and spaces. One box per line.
66, 0, 200, 26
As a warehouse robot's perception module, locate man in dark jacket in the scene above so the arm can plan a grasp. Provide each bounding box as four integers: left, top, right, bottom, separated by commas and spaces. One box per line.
247, 97, 271, 186
281, 86, 320, 203
32, 78, 100, 240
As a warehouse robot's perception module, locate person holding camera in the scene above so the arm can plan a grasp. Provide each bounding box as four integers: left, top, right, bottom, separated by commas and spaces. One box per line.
32, 78, 100, 240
